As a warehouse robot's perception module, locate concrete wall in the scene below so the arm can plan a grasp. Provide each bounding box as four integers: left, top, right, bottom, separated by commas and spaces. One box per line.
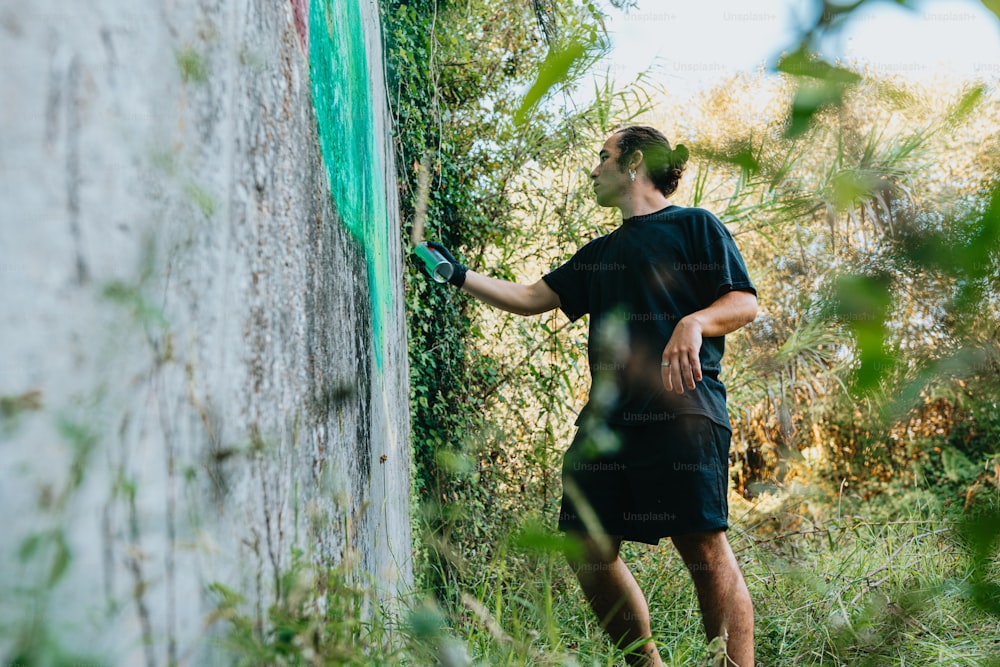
0, 0, 410, 663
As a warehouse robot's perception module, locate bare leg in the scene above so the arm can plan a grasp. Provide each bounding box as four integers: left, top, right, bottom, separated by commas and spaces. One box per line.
671, 530, 754, 667
566, 533, 663, 666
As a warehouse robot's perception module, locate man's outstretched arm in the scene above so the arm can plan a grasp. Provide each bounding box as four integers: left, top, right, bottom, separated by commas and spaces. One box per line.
462, 271, 561, 316
419, 241, 561, 316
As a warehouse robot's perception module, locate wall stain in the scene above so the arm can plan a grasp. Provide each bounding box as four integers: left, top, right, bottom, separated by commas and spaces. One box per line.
44, 43, 63, 149
65, 54, 89, 285
303, 167, 373, 507
288, 0, 309, 55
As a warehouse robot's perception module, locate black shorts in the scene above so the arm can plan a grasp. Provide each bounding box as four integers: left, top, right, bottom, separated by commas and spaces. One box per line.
558, 414, 731, 545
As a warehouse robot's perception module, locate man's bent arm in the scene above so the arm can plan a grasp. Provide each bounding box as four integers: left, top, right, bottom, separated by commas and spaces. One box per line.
461, 271, 561, 316
682, 289, 758, 337
662, 289, 758, 393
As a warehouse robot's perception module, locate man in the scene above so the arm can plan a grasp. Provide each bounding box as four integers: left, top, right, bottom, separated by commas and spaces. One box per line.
422, 126, 757, 666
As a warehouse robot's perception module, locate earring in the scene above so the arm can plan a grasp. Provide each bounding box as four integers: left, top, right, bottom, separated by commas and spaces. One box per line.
629, 170, 636, 182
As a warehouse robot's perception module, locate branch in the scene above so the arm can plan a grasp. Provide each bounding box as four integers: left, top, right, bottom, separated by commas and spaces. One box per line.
475, 317, 576, 402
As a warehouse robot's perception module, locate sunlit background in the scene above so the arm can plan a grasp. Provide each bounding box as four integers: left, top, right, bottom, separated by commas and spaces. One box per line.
593, 0, 1000, 96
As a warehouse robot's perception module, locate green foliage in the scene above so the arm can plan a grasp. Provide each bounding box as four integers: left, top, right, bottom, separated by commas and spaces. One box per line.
958, 508, 1000, 619
17, 530, 71, 588
208, 550, 408, 665
100, 234, 170, 334
4, 623, 104, 667
377, 0, 1000, 664
514, 32, 603, 126
176, 46, 208, 84
902, 372, 1000, 512
695, 487, 1000, 665
777, 47, 862, 138
1, 409, 110, 666
383, 0, 632, 595
983, 0, 1000, 28
184, 181, 218, 218
828, 271, 893, 391
672, 66, 1000, 500
0, 389, 43, 434
214, 500, 1000, 665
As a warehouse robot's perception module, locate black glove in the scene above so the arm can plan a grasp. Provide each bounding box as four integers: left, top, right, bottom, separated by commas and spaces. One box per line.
426, 241, 468, 288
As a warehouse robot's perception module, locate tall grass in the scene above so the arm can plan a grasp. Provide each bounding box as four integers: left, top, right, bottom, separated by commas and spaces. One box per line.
211, 481, 999, 665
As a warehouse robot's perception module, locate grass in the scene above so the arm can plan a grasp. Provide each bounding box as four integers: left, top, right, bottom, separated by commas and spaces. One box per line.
212, 488, 1000, 666
444, 501, 998, 666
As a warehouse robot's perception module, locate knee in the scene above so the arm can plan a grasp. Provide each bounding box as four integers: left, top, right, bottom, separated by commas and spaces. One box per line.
672, 529, 725, 553
671, 530, 734, 575
564, 532, 622, 573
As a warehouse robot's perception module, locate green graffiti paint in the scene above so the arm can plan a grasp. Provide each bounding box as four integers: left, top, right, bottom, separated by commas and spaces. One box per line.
309, 0, 391, 368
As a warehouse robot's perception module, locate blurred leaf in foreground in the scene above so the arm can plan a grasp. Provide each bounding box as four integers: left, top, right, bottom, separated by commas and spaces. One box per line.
957, 506, 1000, 618
777, 47, 862, 138
829, 271, 893, 391
515, 33, 600, 126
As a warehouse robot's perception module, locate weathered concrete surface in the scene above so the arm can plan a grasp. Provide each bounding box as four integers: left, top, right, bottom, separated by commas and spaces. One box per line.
0, 0, 410, 663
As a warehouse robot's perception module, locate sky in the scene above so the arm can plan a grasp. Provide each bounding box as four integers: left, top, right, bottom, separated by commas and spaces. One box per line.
591, 0, 1000, 95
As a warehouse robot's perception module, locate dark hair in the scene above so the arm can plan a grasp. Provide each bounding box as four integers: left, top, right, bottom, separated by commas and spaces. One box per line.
614, 126, 688, 197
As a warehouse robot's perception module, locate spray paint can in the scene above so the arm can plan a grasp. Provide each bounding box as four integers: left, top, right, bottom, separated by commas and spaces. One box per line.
414, 242, 454, 284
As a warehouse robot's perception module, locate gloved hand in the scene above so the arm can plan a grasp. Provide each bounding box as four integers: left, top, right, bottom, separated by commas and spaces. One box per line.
424, 241, 468, 288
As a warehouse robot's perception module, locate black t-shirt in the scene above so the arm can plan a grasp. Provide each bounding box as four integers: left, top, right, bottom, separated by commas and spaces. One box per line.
542, 205, 756, 430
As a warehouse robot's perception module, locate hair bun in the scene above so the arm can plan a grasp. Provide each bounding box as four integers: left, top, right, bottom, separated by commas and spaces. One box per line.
671, 144, 689, 165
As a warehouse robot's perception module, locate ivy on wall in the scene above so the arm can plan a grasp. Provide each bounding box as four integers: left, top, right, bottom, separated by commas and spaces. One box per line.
380, 0, 636, 594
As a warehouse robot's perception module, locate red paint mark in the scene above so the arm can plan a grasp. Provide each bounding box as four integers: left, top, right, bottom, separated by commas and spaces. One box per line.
289, 0, 309, 53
